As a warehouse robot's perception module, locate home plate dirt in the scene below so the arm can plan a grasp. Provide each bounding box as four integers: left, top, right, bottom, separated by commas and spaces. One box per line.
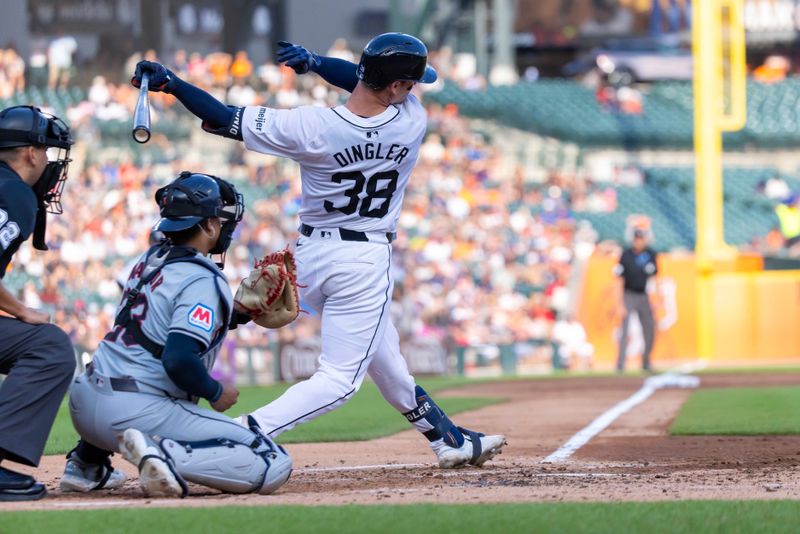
4, 373, 800, 511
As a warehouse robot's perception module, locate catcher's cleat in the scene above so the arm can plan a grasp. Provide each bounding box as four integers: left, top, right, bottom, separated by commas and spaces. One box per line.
431, 428, 507, 469
60, 450, 128, 493
118, 428, 187, 498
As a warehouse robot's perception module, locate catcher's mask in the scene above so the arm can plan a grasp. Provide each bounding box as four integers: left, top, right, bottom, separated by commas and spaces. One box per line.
356, 32, 437, 91
154, 171, 244, 265
0, 105, 73, 250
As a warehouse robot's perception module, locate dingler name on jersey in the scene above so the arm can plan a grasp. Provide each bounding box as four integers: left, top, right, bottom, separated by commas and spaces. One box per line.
333, 142, 410, 167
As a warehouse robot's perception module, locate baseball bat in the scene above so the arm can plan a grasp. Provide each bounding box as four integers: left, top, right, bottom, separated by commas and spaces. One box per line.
132, 72, 151, 144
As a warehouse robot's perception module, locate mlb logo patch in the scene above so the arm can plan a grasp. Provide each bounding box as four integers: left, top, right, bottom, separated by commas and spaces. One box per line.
188, 303, 214, 332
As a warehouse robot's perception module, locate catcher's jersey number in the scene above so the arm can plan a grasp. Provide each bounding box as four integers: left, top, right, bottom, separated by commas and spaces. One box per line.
324, 170, 398, 218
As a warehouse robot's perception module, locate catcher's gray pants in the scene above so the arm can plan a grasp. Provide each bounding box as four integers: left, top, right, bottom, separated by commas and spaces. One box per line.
0, 317, 76, 466
68, 371, 255, 453
69, 369, 291, 494
617, 290, 655, 371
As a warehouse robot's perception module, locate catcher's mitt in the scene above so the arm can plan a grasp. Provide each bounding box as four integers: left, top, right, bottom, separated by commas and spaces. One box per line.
234, 248, 300, 329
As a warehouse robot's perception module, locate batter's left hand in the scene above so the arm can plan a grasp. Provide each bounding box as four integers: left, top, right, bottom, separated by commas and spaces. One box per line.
132, 60, 178, 93
276, 41, 320, 74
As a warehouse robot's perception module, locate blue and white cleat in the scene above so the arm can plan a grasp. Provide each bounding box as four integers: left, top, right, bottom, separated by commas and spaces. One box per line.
431, 427, 507, 469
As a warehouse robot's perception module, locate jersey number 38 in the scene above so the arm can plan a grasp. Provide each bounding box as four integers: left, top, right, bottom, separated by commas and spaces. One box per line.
324, 170, 398, 219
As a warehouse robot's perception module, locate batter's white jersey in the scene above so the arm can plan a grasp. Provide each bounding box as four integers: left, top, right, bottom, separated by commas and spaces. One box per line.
241, 94, 427, 233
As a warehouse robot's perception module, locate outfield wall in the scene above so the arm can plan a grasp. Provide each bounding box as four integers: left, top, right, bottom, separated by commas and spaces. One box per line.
579, 253, 800, 364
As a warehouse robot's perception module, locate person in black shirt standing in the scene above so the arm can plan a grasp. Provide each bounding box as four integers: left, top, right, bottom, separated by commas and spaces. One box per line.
615, 229, 658, 372
0, 106, 76, 501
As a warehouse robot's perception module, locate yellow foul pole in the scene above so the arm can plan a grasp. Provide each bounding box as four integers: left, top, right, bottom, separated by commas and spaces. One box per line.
692, 0, 746, 360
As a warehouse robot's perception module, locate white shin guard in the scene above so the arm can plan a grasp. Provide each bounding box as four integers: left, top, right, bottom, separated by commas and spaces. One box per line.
160, 437, 292, 495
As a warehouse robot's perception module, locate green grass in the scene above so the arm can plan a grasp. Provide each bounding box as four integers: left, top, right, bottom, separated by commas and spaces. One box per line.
697, 364, 800, 375
44, 376, 503, 454
2, 502, 798, 533
670, 386, 800, 435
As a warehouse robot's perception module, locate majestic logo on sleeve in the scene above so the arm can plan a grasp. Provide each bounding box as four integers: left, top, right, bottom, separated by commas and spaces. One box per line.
188, 303, 214, 332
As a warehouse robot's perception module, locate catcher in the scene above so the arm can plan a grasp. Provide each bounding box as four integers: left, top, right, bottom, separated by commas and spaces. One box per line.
61, 171, 292, 497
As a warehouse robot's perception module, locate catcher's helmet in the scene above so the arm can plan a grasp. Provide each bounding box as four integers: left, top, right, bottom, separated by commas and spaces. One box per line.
0, 105, 72, 150
356, 33, 437, 90
154, 171, 244, 255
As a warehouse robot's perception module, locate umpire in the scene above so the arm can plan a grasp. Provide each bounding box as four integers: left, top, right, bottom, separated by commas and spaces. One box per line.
0, 106, 76, 501
615, 229, 658, 372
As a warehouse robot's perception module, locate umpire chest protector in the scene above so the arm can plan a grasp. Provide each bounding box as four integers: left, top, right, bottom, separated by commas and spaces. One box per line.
114, 242, 231, 359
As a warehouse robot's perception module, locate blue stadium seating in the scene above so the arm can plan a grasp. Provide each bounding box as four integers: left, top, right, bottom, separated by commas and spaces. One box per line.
426, 77, 800, 149
573, 167, 789, 250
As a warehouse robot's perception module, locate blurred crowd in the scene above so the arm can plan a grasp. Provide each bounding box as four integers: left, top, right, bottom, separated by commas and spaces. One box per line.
9, 108, 599, 367
5, 32, 800, 378
2, 41, 603, 372
0, 48, 26, 99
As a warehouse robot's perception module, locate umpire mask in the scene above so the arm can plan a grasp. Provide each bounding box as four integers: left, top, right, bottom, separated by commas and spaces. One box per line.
0, 106, 73, 250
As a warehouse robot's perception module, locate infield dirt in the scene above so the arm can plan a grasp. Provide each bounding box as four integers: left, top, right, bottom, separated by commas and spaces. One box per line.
4, 372, 800, 511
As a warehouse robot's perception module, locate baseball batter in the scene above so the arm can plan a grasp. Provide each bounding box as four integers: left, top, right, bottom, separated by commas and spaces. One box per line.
132, 33, 506, 468
63, 172, 292, 497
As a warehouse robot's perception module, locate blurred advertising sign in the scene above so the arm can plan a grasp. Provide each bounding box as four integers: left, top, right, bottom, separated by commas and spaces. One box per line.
279, 337, 320, 382
172, 0, 223, 35
171, 0, 277, 36
400, 336, 448, 376
29, 0, 139, 33
278, 334, 449, 383
744, 0, 800, 41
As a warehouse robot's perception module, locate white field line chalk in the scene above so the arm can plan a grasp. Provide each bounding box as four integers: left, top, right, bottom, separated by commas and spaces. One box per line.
297, 463, 427, 473
542, 362, 702, 463
53, 500, 139, 508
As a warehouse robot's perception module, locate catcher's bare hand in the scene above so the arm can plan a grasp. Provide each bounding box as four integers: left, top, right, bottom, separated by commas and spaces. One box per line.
211, 383, 239, 412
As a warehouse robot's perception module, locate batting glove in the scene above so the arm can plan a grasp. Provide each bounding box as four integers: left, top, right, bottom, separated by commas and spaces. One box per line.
131, 60, 178, 93
276, 41, 321, 74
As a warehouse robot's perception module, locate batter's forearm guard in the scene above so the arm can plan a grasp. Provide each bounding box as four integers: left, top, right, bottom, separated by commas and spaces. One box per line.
402, 385, 465, 448
201, 106, 244, 141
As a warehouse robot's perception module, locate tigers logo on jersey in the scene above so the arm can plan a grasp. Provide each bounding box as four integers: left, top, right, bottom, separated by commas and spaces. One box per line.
188, 303, 214, 332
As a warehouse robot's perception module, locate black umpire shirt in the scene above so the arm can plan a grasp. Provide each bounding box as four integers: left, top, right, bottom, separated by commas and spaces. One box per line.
616, 247, 658, 293
0, 161, 37, 279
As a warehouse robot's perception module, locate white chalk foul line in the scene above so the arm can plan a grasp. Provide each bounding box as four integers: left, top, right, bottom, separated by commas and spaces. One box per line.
54, 500, 139, 508
297, 463, 427, 473
542, 362, 704, 463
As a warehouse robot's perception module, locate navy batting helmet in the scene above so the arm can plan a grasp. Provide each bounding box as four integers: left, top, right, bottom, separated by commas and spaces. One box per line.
154, 171, 244, 254
356, 33, 438, 90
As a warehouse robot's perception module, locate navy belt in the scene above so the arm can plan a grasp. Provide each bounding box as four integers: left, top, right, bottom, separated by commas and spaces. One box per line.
299, 223, 396, 243
86, 363, 140, 393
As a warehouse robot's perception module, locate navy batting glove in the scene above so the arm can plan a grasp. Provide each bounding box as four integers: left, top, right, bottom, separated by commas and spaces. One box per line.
131, 60, 178, 93
276, 41, 320, 74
